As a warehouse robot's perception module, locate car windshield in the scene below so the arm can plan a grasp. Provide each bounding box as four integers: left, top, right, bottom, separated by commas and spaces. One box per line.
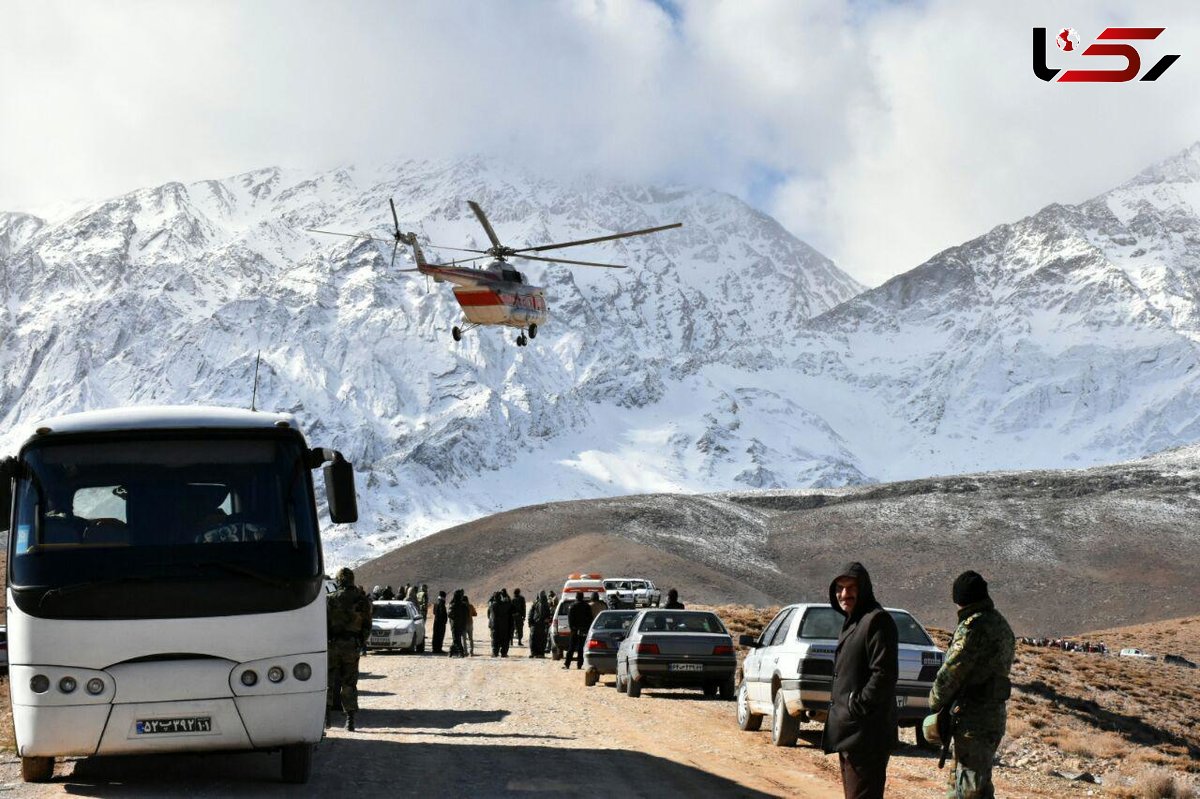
593, 611, 637, 631
373, 604, 411, 619
638, 612, 726, 634
799, 607, 935, 646
9, 434, 321, 620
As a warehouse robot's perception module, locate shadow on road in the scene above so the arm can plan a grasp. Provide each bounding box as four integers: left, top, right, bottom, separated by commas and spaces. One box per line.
54, 739, 777, 798
359, 708, 510, 729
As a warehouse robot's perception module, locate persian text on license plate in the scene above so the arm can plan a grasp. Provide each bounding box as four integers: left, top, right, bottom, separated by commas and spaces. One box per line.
370, 637, 389, 644
895, 696, 907, 707
136, 716, 213, 735
668, 663, 704, 672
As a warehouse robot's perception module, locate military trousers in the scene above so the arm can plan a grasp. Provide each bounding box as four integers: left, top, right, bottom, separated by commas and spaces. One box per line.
327, 641, 361, 714
948, 730, 1002, 799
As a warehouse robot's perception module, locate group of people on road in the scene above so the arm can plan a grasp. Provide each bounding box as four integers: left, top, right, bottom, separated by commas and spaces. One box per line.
1020, 636, 1108, 654
822, 563, 1014, 799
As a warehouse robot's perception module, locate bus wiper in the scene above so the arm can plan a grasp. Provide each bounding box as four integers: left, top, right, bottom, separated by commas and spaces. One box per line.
38, 575, 153, 605
190, 560, 289, 588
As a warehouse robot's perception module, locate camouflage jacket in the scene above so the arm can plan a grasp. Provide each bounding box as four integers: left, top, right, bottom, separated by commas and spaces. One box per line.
328, 586, 372, 643
929, 598, 1015, 731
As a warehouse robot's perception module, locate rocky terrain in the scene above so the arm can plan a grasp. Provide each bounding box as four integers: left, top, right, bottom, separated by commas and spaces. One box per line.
358, 443, 1200, 635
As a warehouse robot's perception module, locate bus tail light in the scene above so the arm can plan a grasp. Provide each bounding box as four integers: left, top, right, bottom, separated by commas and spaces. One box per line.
293, 662, 312, 681
267, 666, 286, 683
86, 678, 106, 695
30, 674, 50, 694
58, 676, 77, 693
240, 670, 259, 687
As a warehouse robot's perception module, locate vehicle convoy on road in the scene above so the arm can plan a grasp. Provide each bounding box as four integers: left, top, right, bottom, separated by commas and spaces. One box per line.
603, 578, 661, 607
736, 603, 944, 747
583, 609, 639, 686
616, 609, 737, 699
1, 406, 357, 784
368, 600, 426, 652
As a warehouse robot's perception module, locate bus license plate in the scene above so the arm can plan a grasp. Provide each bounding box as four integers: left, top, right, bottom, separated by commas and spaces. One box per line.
668, 663, 703, 672
137, 716, 213, 735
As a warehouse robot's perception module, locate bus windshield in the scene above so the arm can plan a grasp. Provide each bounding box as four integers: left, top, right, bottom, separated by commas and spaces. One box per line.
9, 434, 322, 620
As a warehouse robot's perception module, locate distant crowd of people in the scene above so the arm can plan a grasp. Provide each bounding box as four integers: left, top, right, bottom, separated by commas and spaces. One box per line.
1020, 636, 1109, 654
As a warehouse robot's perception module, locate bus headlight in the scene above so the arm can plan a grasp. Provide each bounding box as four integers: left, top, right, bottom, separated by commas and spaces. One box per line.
86, 678, 106, 695
58, 676, 77, 694
293, 662, 312, 681
267, 666, 286, 683
240, 670, 259, 687
30, 675, 50, 694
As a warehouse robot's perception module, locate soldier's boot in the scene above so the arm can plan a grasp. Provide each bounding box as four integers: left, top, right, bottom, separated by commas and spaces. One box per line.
345, 712, 356, 732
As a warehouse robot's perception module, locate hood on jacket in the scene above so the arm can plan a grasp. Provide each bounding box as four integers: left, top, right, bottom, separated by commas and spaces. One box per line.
828, 561, 881, 620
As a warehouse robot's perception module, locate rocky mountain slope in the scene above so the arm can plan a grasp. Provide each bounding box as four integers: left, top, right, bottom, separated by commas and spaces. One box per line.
357, 444, 1200, 635
0, 159, 862, 562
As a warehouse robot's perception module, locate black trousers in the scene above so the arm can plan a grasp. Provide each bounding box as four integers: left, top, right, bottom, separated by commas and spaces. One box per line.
565, 630, 586, 668
432, 619, 447, 653
838, 750, 889, 799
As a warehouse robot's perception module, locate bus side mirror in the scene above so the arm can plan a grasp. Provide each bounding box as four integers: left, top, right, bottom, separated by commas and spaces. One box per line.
0, 456, 16, 534
323, 454, 358, 524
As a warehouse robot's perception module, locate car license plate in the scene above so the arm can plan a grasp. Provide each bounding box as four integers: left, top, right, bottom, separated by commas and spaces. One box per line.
895, 696, 907, 708
370, 637, 389, 645
668, 663, 703, 672
136, 716, 213, 735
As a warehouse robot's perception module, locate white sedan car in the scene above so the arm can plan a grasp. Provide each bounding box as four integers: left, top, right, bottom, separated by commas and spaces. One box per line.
368, 600, 425, 653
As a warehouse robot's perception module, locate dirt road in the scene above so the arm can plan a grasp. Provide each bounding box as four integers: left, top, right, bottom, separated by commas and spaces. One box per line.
0, 644, 853, 797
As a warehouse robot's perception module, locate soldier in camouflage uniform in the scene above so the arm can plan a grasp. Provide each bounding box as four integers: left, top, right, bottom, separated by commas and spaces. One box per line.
928, 571, 1016, 799
327, 567, 373, 731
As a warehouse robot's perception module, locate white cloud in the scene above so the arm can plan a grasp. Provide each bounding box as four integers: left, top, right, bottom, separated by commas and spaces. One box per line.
2, 0, 1198, 285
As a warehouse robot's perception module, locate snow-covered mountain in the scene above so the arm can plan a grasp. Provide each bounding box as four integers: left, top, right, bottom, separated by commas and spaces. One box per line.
5, 144, 1200, 565
0, 158, 864, 562
789, 141, 1200, 479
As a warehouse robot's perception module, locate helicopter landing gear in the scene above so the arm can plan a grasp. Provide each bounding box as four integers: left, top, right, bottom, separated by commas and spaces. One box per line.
452, 326, 462, 342
516, 334, 528, 347
528, 323, 537, 339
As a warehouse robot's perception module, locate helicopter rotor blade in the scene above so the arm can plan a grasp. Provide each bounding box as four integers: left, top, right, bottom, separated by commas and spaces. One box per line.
389, 199, 402, 240
467, 200, 503, 249
511, 253, 627, 269
512, 222, 682, 254
305, 228, 394, 244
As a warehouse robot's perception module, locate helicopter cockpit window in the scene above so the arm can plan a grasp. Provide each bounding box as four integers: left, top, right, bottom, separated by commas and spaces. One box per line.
502, 269, 522, 284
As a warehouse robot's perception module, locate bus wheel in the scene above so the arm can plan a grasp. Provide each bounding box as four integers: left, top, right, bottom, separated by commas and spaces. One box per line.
21, 756, 54, 783
281, 743, 313, 784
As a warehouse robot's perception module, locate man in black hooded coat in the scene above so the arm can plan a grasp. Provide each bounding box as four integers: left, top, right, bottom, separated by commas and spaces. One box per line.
821, 562, 899, 799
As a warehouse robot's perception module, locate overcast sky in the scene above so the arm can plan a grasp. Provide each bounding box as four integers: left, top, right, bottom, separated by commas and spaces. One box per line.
4, 1, 1199, 286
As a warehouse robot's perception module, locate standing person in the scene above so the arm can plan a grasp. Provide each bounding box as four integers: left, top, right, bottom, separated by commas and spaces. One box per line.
929, 571, 1016, 799
490, 591, 513, 657
448, 589, 468, 657
528, 591, 550, 657
326, 567, 372, 732
821, 562, 899, 799
511, 588, 526, 647
465, 594, 477, 656
415, 584, 429, 652
588, 591, 606, 620
664, 588, 684, 609
431, 590, 448, 655
564, 593, 593, 670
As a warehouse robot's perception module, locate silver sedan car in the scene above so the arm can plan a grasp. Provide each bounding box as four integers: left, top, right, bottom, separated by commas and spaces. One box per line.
615, 609, 737, 699
583, 610, 639, 686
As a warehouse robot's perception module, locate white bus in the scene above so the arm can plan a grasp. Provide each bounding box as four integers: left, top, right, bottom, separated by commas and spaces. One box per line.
1, 407, 358, 784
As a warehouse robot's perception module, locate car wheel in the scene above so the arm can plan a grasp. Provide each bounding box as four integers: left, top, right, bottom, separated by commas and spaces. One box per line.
584, 670, 598, 687
771, 690, 800, 747
628, 677, 642, 698
737, 681, 764, 731
21, 756, 53, 783
719, 674, 736, 701
702, 681, 718, 698
281, 743, 312, 784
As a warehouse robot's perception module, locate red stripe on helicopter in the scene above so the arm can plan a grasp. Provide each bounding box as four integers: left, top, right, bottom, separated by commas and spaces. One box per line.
454, 291, 504, 307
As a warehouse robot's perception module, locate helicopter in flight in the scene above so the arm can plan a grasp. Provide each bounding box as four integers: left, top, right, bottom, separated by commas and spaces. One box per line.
308, 200, 681, 347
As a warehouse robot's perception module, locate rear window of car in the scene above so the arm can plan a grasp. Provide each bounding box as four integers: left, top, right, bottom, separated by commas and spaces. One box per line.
593, 611, 638, 631
638, 612, 726, 634
798, 607, 934, 645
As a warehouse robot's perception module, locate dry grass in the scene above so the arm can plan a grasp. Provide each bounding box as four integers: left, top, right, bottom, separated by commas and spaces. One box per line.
1107, 768, 1198, 799
1049, 730, 1131, 759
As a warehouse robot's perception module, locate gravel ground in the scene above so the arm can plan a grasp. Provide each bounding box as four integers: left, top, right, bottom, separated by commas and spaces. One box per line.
0, 644, 1128, 797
